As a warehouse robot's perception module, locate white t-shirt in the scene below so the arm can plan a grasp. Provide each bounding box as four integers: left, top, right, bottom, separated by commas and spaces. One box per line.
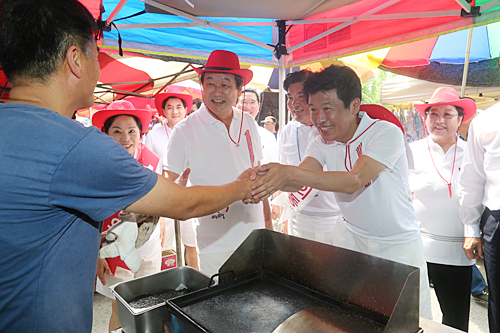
164, 105, 265, 254
305, 112, 421, 244
279, 121, 339, 233
144, 124, 173, 174
257, 125, 279, 164
409, 137, 473, 266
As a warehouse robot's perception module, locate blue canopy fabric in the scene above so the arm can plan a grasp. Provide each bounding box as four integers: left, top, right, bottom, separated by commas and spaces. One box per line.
430, 25, 491, 63
93, 0, 500, 68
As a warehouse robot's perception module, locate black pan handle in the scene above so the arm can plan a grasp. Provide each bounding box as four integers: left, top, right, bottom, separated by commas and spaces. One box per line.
208, 270, 235, 287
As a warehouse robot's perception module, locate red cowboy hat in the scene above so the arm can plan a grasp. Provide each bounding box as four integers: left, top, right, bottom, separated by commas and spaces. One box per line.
414, 87, 476, 121
92, 100, 151, 134
360, 104, 405, 134
154, 85, 194, 118
191, 50, 253, 86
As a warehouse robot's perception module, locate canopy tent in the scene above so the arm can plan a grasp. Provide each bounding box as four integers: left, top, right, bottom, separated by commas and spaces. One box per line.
381, 75, 500, 109
83, 0, 500, 130
4, 1, 500, 128
88, 0, 500, 67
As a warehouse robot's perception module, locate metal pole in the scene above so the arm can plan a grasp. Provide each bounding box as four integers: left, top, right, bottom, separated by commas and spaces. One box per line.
278, 56, 287, 131
460, 28, 473, 98
174, 219, 183, 267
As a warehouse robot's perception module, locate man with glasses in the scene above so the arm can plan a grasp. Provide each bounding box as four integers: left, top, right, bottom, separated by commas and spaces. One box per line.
237, 87, 279, 164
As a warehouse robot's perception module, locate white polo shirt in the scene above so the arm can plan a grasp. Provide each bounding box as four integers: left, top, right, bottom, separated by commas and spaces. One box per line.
409, 137, 473, 266
279, 121, 339, 233
164, 105, 264, 254
144, 124, 173, 174
257, 125, 279, 164
305, 112, 421, 244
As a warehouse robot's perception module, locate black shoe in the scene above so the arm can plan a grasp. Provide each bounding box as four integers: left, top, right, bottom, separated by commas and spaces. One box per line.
472, 288, 489, 304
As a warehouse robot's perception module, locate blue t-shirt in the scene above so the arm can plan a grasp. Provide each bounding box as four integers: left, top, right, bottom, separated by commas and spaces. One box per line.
0, 103, 157, 332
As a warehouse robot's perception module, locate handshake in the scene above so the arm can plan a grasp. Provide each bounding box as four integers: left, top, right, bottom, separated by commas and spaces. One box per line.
237, 163, 290, 204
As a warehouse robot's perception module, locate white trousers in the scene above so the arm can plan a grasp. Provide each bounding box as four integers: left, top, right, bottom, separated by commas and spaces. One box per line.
290, 225, 335, 245
198, 251, 234, 277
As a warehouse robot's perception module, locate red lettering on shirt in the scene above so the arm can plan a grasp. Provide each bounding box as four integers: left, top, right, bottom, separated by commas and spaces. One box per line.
297, 186, 313, 199
288, 193, 300, 208
356, 143, 363, 157
288, 186, 314, 208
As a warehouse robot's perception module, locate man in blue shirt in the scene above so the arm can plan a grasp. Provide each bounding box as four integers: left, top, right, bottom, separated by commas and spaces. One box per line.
0, 1, 257, 331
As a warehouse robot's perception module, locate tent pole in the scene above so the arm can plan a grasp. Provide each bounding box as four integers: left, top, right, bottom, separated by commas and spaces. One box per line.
174, 219, 183, 267
105, 0, 130, 25
460, 28, 473, 98
279, 56, 286, 131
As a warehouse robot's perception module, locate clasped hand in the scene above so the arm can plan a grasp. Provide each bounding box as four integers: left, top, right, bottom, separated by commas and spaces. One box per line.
238, 163, 286, 203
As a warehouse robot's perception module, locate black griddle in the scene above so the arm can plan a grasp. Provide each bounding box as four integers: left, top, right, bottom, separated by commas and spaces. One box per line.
166, 229, 422, 333
168, 270, 387, 332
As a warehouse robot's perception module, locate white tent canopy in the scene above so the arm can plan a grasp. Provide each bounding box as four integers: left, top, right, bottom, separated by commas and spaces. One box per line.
381, 75, 500, 110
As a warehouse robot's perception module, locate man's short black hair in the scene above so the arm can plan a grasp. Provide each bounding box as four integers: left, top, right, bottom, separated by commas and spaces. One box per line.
283, 69, 312, 92
162, 96, 187, 110
0, 0, 97, 85
193, 98, 203, 109
200, 72, 244, 90
302, 65, 361, 109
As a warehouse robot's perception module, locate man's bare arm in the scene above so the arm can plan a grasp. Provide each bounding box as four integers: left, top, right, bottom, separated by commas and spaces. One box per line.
126, 170, 256, 220
251, 155, 386, 200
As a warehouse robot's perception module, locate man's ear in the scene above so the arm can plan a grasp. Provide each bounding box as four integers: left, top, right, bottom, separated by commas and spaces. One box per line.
350, 97, 361, 115
66, 45, 83, 79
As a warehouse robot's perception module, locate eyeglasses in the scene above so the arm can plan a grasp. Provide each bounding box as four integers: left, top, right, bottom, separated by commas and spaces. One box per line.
426, 112, 460, 120
238, 100, 258, 106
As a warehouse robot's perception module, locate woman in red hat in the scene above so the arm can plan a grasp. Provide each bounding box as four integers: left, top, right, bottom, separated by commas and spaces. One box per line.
92, 100, 164, 332
409, 87, 477, 332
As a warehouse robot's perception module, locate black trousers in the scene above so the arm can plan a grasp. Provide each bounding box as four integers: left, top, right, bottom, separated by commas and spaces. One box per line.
481, 207, 500, 333
427, 262, 472, 332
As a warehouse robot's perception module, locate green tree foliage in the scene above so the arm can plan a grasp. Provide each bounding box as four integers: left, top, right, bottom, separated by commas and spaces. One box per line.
362, 69, 396, 105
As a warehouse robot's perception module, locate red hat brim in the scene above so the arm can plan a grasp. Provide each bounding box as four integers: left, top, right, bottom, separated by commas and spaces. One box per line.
414, 99, 476, 122
154, 92, 194, 117
92, 109, 151, 134
192, 65, 253, 86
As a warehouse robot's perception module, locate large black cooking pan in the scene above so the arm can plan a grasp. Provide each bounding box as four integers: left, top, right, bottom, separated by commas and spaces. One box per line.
166, 230, 421, 333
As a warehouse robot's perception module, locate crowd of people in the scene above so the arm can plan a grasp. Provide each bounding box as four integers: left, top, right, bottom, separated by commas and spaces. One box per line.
0, 1, 498, 333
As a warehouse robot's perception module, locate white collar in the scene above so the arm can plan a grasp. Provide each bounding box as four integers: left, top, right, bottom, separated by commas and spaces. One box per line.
198, 104, 242, 126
